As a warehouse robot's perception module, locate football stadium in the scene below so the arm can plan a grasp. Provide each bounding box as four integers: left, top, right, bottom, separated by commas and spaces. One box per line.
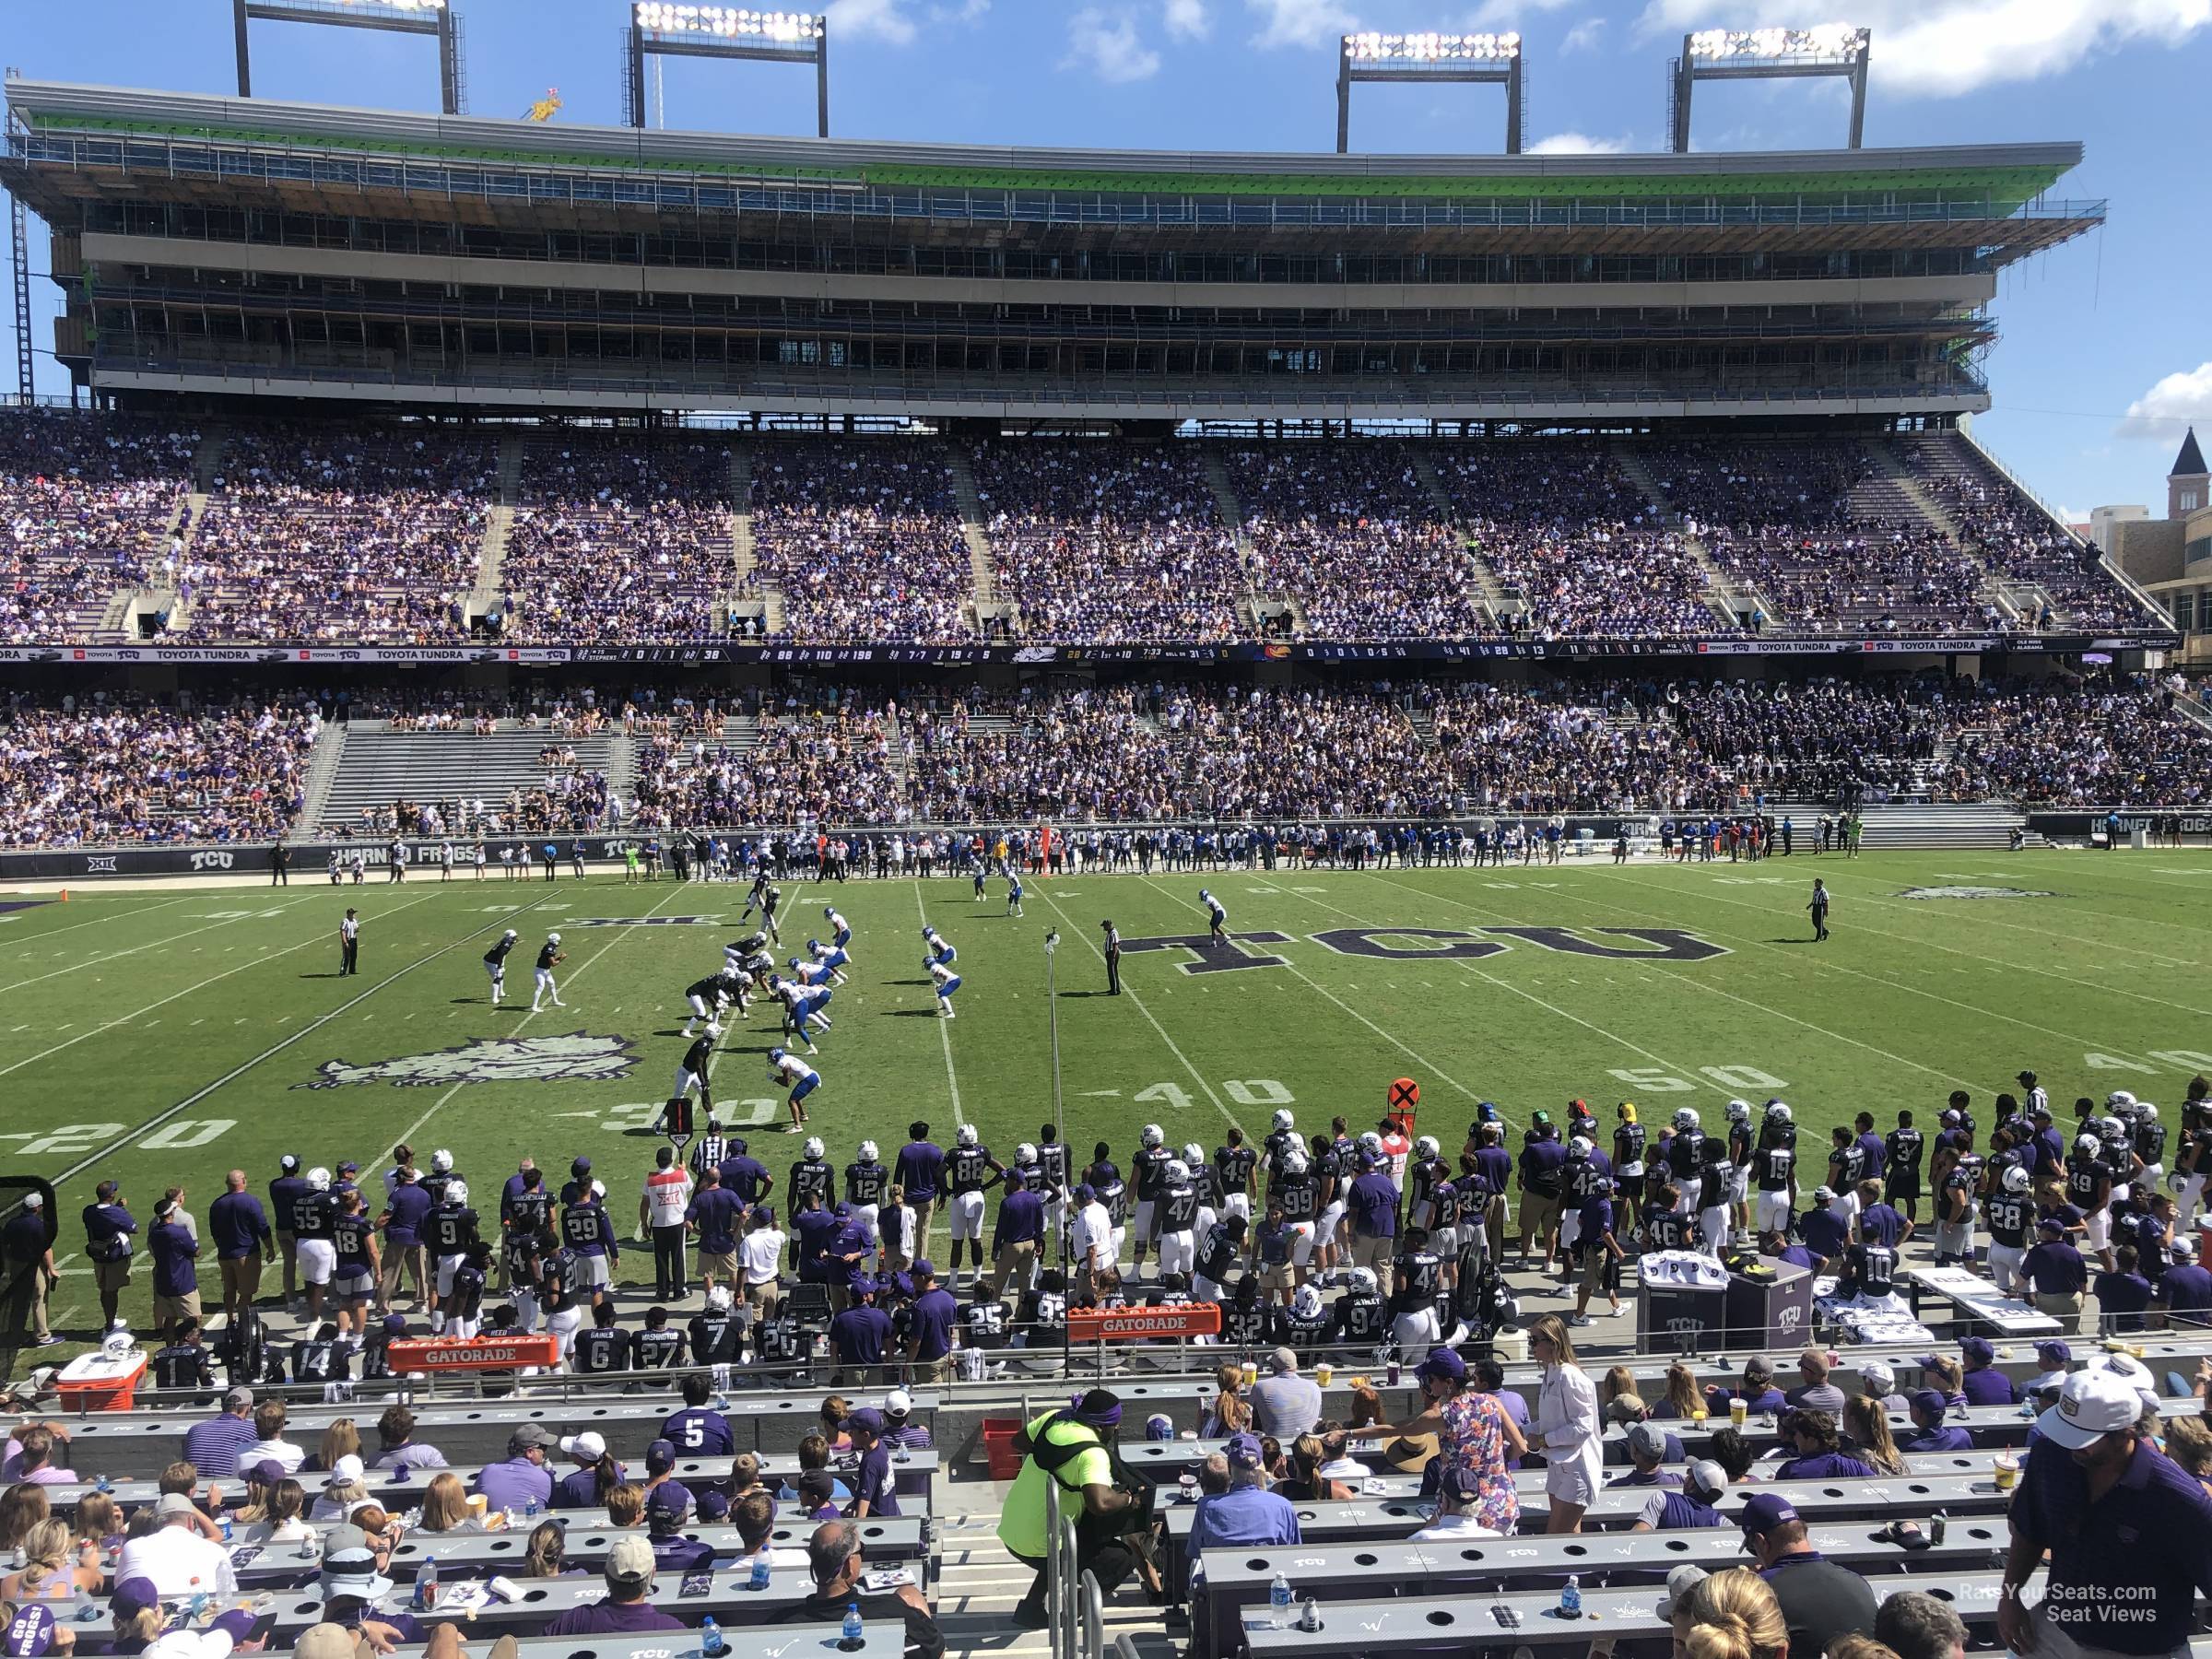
2, 10, 2211, 1659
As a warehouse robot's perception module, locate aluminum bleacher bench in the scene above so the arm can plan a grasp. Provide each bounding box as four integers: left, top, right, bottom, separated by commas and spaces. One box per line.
1236, 1571, 2030, 1655
1199, 1520, 2009, 1658
44, 1451, 938, 1511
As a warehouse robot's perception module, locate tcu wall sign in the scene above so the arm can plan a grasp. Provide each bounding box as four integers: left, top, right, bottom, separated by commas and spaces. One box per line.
189, 850, 236, 871
1116, 926, 1728, 975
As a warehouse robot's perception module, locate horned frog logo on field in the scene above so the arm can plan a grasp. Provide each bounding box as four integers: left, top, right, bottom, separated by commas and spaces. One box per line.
293, 1031, 639, 1090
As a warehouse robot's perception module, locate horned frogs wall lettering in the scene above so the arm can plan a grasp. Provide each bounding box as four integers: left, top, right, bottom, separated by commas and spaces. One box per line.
1113, 932, 1293, 975
294, 1031, 640, 1090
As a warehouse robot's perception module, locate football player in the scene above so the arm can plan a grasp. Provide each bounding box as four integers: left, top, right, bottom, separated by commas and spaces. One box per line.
768, 1046, 820, 1131
530, 933, 568, 1012
482, 929, 518, 1006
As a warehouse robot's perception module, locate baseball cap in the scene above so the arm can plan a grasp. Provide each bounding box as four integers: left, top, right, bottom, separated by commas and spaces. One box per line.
560, 1431, 607, 1461
912, 1258, 936, 1279
2035, 1339, 2072, 1365
1655, 1564, 1712, 1621
1960, 1336, 1994, 1364
112, 1579, 164, 1620
646, 1438, 677, 1472
844, 1407, 887, 1437
1626, 1422, 1668, 1463
607, 1535, 656, 1584
292, 1626, 358, 1659
1857, 1360, 1895, 1389
1738, 1492, 1800, 1543
382, 1312, 407, 1335
647, 1481, 693, 1524
1225, 1432, 1265, 1470
155, 1492, 201, 1518
1683, 1460, 1727, 1502
4, 1604, 55, 1658
795, 1469, 837, 1505
2036, 1370, 2144, 1450
19, 1193, 41, 1212
280, 1154, 301, 1171
696, 1488, 731, 1523
886, 1388, 914, 1418
323, 1453, 365, 1488
511, 1424, 557, 1451
247, 1458, 288, 1488
223, 1386, 254, 1410
1415, 1347, 1467, 1385
1812, 1184, 1834, 1202
336, 1160, 359, 1175
2038, 1217, 2065, 1236
1909, 1389, 1947, 1418
1438, 1465, 1485, 1503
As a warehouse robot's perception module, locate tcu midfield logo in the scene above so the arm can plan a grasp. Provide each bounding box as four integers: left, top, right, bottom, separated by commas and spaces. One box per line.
1116, 925, 1728, 976
295, 1031, 640, 1089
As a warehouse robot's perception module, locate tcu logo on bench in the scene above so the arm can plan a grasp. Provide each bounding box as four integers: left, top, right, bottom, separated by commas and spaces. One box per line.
1776, 1305, 1804, 1333
190, 850, 237, 871
1665, 1316, 1707, 1336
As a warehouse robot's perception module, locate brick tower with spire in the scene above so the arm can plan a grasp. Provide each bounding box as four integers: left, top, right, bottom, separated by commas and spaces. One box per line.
2171, 427, 2208, 518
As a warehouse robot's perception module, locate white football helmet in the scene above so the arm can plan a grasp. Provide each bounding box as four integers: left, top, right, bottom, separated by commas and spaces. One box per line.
1359, 1131, 1383, 1154
2108, 1090, 2138, 1112
431, 1148, 453, 1172
547, 932, 560, 945
858, 1140, 879, 1163
1292, 1284, 1323, 1320
1165, 1160, 1190, 1185
2003, 1164, 2032, 1194
804, 1136, 825, 1160
2139, 1101, 2160, 1121
1182, 1142, 1206, 1167
1674, 1107, 1699, 1130
1570, 1136, 1594, 1159
1142, 1124, 1165, 1148
2076, 1134, 2102, 1157
1281, 1148, 1309, 1176
501, 928, 517, 940
1349, 1267, 1379, 1294
2098, 1117, 2125, 1142
1416, 1135, 1440, 1159
1016, 1143, 1038, 1166
444, 1179, 470, 1206
306, 1167, 332, 1192
1273, 1109, 1295, 1132
957, 1124, 979, 1147
1725, 1099, 1751, 1121
1768, 1103, 1794, 1124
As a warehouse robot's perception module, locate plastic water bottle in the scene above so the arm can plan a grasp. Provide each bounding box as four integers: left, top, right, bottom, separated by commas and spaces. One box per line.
700, 1617, 727, 1657
1269, 1571, 1295, 1629
414, 1559, 437, 1612
188, 1592, 209, 1626
1559, 1576, 1583, 1620
524, 1494, 540, 1519
751, 1550, 772, 1592
75, 1585, 99, 1624
841, 1600, 865, 1652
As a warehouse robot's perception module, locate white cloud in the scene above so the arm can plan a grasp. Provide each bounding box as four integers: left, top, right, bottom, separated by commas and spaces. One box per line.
927, 0, 990, 19
1245, 0, 1360, 49
1164, 0, 1211, 40
1464, 0, 1576, 24
1525, 130, 1632, 154
1560, 16, 1606, 51
825, 0, 918, 44
2120, 362, 2212, 440
1633, 0, 2210, 97
1065, 6, 1165, 80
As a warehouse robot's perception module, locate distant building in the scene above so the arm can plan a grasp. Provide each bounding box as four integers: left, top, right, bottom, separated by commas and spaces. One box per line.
2111, 429, 2212, 665
2088, 504, 2147, 554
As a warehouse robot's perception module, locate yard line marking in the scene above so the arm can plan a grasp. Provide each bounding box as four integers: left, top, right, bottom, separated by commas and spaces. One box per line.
1822, 871, 2206, 969
1609, 865, 2212, 1022
1366, 869, 1974, 1090
47, 891, 558, 1194
1031, 886, 1239, 1132
912, 887, 966, 1128
0, 895, 318, 995
1578, 867, 2194, 1049
379, 886, 687, 1160
0, 892, 196, 947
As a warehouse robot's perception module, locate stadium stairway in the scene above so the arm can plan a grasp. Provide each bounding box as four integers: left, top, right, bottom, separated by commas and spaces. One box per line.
1853, 801, 2026, 849
1610, 444, 1763, 628
947, 448, 1000, 609
729, 442, 759, 582
1408, 449, 1508, 627
294, 719, 347, 838
318, 724, 618, 830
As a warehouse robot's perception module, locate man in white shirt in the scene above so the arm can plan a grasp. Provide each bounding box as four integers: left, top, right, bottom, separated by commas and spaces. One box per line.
118, 1493, 241, 1596
1407, 1465, 1500, 1541
241, 1401, 307, 1475
1070, 1183, 1113, 1298
639, 1146, 695, 1301
740, 1206, 786, 1321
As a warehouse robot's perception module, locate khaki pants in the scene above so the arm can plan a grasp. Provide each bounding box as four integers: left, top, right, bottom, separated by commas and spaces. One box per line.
94, 1256, 132, 1321
991, 1240, 1037, 1298
905, 1200, 936, 1265
1520, 1190, 1559, 1249
154, 1289, 203, 1328
700, 1250, 738, 1288
1350, 1233, 1393, 1277
276, 1231, 298, 1298
381, 1243, 427, 1306
221, 1254, 265, 1310
745, 1278, 782, 1318
2032, 1289, 2084, 1335
18, 1265, 53, 1341
909, 1355, 949, 1385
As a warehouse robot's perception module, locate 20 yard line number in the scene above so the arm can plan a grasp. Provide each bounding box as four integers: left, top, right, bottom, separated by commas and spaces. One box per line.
1606, 1065, 1786, 1096
0, 1119, 237, 1158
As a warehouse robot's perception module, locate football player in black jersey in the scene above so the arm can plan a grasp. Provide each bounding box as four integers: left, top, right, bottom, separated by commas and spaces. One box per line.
1214, 1129, 1258, 1228
426, 1177, 478, 1335
481, 929, 518, 1005
946, 1124, 1006, 1291
689, 1285, 744, 1370
1129, 1124, 1171, 1280
845, 1139, 889, 1253
289, 1167, 339, 1326
1332, 1265, 1389, 1349
631, 1305, 688, 1371
1155, 1160, 1203, 1278
150, 1318, 217, 1395
572, 1300, 629, 1376
529, 932, 567, 1012
445, 1241, 490, 1340
1884, 1110, 1925, 1223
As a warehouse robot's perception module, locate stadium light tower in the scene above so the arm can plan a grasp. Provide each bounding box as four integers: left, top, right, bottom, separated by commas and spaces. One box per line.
232, 0, 465, 115
1336, 30, 1523, 155
626, 5, 830, 135
1669, 24, 1870, 153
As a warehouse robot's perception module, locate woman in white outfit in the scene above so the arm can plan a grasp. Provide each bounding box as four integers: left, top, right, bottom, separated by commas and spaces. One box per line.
1527, 1312, 1602, 1533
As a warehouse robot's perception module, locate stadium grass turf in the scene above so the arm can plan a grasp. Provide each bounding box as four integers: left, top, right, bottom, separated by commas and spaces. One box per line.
6, 847, 2211, 1350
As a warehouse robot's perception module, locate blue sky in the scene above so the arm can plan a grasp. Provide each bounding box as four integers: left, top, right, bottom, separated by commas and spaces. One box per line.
6, 0, 2207, 512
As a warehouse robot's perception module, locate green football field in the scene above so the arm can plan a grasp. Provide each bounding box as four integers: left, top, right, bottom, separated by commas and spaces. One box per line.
6, 848, 2211, 1347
